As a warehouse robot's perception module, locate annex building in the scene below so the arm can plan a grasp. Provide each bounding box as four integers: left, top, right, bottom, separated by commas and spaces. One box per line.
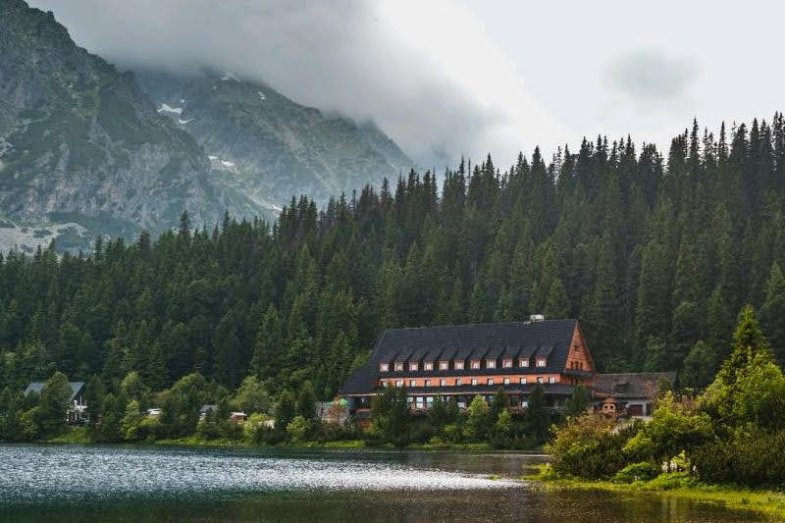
339, 318, 673, 424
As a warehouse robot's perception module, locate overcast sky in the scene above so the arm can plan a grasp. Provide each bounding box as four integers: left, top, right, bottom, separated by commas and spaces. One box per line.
28, 0, 785, 168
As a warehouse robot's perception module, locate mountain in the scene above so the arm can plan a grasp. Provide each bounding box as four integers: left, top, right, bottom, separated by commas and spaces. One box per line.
0, 1, 258, 250
135, 70, 413, 212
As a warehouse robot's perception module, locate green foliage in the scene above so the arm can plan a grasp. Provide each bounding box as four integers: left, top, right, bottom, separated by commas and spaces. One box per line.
232, 376, 271, 415
612, 462, 661, 484
462, 395, 489, 443
369, 386, 410, 447
159, 373, 208, 438
36, 372, 73, 438
564, 385, 591, 418
547, 414, 635, 479
286, 415, 311, 442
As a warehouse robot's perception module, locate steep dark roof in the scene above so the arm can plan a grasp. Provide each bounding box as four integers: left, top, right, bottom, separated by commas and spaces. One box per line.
592, 372, 676, 400
340, 320, 578, 395
24, 381, 85, 401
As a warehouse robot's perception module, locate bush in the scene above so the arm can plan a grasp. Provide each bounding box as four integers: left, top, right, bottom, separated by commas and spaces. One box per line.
547, 414, 638, 479
612, 462, 661, 483
285, 415, 310, 442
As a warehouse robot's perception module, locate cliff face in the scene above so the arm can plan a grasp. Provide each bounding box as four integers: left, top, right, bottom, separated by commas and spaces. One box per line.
0, 0, 257, 246
135, 71, 413, 213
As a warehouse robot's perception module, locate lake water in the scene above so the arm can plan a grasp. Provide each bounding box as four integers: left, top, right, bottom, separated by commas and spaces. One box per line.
0, 445, 763, 522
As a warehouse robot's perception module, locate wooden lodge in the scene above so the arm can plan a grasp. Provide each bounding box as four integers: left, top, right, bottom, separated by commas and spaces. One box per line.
338, 318, 673, 425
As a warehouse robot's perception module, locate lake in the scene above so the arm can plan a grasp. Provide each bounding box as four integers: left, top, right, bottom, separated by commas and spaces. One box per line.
0, 445, 763, 522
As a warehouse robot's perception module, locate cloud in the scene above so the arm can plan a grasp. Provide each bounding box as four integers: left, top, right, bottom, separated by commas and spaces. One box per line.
607, 48, 697, 103
27, 0, 565, 167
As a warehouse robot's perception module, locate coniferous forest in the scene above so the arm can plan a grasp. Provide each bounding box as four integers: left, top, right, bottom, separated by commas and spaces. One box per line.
2, 115, 785, 401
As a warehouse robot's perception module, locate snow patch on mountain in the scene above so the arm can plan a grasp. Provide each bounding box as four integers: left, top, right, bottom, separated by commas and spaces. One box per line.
157, 103, 183, 115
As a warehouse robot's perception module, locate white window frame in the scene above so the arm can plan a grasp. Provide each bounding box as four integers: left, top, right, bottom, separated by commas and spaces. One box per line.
394, 362, 404, 372
425, 379, 432, 387
471, 378, 478, 386
503, 359, 513, 368
424, 362, 434, 371
486, 359, 496, 369
395, 380, 403, 387
439, 361, 449, 370
470, 360, 481, 370
536, 358, 547, 368
409, 380, 416, 387
519, 358, 530, 368
549, 376, 556, 384
409, 362, 419, 372
455, 378, 462, 386
536, 377, 544, 384
380, 363, 389, 372
455, 360, 465, 370
487, 378, 494, 386
520, 377, 527, 385
503, 377, 510, 385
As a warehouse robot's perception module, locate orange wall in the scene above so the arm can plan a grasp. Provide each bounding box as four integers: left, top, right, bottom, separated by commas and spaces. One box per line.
566, 325, 594, 372
379, 373, 564, 388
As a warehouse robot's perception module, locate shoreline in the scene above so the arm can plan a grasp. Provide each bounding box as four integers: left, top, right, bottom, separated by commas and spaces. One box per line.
37, 427, 544, 453
526, 474, 785, 521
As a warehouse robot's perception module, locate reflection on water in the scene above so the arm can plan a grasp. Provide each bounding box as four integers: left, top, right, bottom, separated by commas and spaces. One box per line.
0, 445, 764, 522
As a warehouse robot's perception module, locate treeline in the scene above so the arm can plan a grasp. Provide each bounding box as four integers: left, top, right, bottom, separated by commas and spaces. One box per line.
548, 306, 785, 488
2, 115, 785, 398
0, 371, 358, 445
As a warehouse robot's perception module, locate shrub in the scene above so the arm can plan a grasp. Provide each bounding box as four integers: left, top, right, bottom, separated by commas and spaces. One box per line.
612, 462, 661, 483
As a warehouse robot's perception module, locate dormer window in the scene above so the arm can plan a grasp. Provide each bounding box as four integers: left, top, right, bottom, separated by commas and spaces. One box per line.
439, 361, 449, 370
536, 358, 547, 368
455, 360, 465, 370
503, 359, 513, 368
470, 360, 481, 370
380, 363, 389, 372
519, 358, 530, 368
486, 359, 496, 369
409, 362, 419, 372
394, 362, 404, 372
424, 362, 434, 371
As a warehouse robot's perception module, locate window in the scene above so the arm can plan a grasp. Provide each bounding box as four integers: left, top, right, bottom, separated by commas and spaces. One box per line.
440, 379, 447, 386
415, 396, 424, 409
503, 377, 510, 385
470, 360, 481, 370
426, 396, 434, 408
409, 362, 419, 372
425, 379, 432, 387
503, 359, 513, 368
549, 376, 556, 384
522, 400, 529, 409
455, 360, 465, 370
536, 358, 547, 368
409, 380, 416, 387
536, 377, 544, 384
455, 378, 463, 386
439, 361, 449, 370
395, 380, 403, 387
519, 377, 527, 385
487, 378, 494, 386
486, 359, 496, 369
519, 358, 530, 368
379, 363, 389, 372
471, 378, 478, 386
457, 400, 467, 410
424, 362, 434, 371
394, 362, 404, 372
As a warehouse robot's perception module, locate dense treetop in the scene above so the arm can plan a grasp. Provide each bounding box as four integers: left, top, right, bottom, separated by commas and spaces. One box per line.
2, 114, 785, 397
